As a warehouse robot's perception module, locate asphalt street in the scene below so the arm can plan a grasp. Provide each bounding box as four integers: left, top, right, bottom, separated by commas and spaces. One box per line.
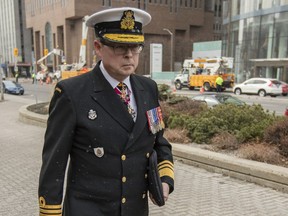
1, 92, 288, 216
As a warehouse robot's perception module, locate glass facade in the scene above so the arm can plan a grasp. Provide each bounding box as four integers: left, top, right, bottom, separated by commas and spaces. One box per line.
222, 0, 288, 83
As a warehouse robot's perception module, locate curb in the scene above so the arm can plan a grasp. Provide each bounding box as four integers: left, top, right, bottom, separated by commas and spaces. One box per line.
19, 104, 288, 193
173, 143, 288, 193
19, 104, 48, 128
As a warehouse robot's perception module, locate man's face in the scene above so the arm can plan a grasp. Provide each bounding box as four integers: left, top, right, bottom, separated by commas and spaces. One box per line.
94, 40, 142, 81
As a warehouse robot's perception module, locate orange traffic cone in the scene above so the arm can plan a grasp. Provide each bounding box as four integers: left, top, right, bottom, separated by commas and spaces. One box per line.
200, 86, 204, 93
170, 85, 176, 93
172, 86, 176, 93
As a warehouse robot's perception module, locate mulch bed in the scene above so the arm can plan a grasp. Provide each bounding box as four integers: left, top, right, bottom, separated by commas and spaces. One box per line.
27, 102, 49, 115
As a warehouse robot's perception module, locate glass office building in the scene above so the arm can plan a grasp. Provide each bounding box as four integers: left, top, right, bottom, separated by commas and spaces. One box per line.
222, 0, 288, 83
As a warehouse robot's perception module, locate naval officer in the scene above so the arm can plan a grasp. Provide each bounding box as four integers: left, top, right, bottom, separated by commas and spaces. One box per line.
38, 7, 174, 216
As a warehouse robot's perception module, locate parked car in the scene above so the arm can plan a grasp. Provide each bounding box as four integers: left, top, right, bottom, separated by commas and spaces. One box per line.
233, 78, 283, 97
285, 107, 288, 116
280, 81, 288, 96
2, 80, 24, 95
192, 93, 245, 107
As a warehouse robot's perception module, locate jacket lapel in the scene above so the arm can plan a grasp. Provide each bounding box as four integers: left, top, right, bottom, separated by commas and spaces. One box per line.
89, 66, 134, 132
125, 75, 149, 150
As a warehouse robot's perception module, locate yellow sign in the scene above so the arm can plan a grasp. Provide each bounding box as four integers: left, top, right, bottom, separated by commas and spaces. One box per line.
13, 48, 18, 57
44, 49, 49, 56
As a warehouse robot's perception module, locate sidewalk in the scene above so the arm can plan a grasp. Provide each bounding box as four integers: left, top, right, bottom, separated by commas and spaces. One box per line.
1, 94, 288, 215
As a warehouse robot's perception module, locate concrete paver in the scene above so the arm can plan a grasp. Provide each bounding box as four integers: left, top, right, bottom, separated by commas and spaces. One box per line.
1, 94, 288, 216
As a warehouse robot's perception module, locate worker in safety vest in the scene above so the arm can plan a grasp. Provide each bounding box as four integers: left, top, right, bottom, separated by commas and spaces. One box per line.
32, 73, 36, 84
216, 72, 224, 92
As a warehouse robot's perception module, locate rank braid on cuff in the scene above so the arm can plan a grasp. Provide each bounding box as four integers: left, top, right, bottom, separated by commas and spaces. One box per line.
158, 160, 174, 180
39, 196, 62, 216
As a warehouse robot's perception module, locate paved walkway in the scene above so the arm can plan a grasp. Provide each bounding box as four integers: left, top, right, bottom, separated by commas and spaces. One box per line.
1, 94, 288, 216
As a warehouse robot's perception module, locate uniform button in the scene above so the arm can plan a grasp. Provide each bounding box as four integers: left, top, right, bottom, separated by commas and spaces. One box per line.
121, 155, 126, 161
122, 176, 126, 183
122, 197, 126, 203
144, 173, 148, 179
142, 193, 146, 199
146, 153, 150, 158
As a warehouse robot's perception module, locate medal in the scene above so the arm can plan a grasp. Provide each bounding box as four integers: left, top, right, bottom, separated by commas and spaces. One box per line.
146, 106, 165, 134
88, 109, 97, 120
94, 147, 104, 158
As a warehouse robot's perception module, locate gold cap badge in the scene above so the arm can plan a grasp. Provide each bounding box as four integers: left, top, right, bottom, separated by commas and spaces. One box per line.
120, 10, 135, 30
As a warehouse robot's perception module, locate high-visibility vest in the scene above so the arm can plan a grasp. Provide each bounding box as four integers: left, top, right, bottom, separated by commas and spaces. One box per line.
216, 76, 223, 85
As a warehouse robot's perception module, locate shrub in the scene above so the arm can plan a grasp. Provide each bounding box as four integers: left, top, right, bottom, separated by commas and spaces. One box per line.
236, 142, 284, 166
264, 118, 288, 157
158, 84, 173, 101
279, 136, 288, 157
160, 92, 287, 163
160, 99, 207, 127
164, 128, 192, 144
172, 103, 278, 144
211, 131, 239, 150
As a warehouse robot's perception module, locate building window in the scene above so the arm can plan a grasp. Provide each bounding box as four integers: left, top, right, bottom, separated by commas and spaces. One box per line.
102, 0, 112, 6
144, 0, 147, 9
45, 22, 53, 63
218, 4, 222, 17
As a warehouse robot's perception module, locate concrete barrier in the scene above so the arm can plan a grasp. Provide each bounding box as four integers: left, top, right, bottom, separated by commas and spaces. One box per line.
19, 104, 48, 128
173, 143, 288, 193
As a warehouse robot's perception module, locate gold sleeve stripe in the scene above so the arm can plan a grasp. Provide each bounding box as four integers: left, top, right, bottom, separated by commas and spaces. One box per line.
158, 160, 173, 168
158, 162, 174, 172
159, 167, 174, 179
158, 163, 174, 171
40, 205, 62, 209
55, 87, 62, 93
40, 208, 62, 214
39, 196, 62, 215
40, 213, 61, 216
159, 166, 174, 172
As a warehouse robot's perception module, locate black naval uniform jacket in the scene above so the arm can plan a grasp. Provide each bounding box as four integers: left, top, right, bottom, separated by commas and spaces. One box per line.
38, 63, 174, 216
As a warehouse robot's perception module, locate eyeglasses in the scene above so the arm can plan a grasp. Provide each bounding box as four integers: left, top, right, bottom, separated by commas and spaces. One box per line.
101, 41, 144, 55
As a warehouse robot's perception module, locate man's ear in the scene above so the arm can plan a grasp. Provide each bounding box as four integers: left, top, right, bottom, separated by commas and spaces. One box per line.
94, 40, 102, 57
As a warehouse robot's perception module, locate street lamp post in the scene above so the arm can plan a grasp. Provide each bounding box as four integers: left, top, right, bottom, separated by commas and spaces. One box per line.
0, 54, 4, 101
163, 28, 173, 71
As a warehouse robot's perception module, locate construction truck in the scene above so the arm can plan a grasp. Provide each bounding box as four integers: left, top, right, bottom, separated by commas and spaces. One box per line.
61, 15, 91, 80
36, 48, 64, 82
175, 57, 235, 91
174, 68, 190, 90
36, 15, 92, 81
